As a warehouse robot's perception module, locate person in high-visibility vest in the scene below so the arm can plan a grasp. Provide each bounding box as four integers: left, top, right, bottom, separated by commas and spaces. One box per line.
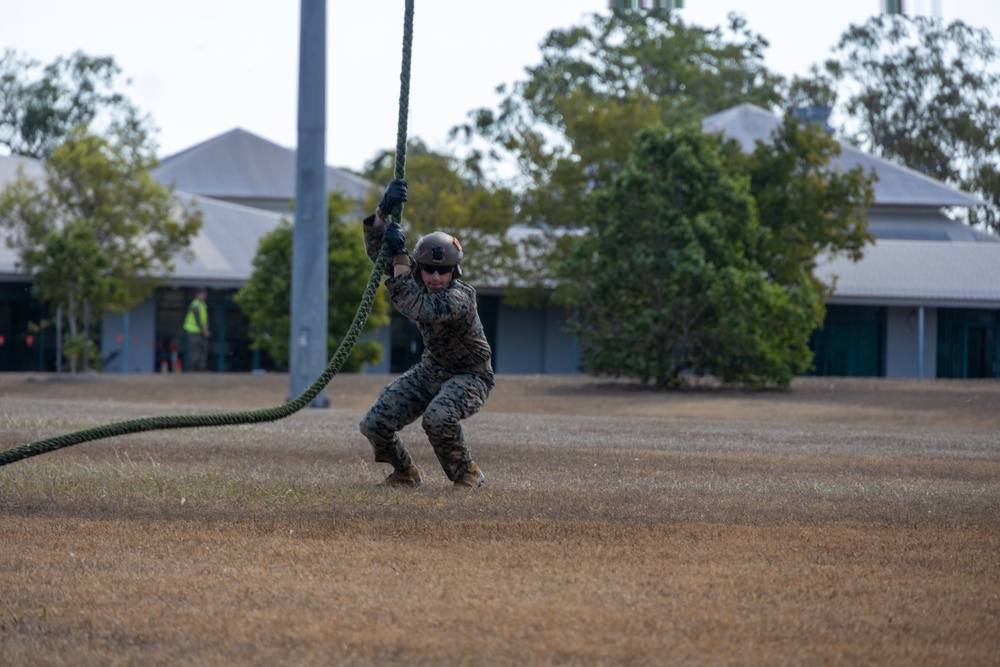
183, 287, 211, 371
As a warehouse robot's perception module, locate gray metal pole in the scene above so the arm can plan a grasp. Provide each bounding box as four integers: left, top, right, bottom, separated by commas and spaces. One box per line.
289, 0, 329, 407
122, 310, 130, 374
84, 302, 90, 372
56, 307, 62, 375
917, 305, 925, 379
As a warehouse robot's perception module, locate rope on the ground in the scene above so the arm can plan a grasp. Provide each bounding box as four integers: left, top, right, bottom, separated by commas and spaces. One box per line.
0, 0, 416, 468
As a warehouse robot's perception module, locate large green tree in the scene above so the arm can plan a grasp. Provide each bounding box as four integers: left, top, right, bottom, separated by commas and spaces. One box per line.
557, 125, 828, 389
452, 11, 784, 231
822, 15, 1000, 234
0, 126, 202, 371
234, 194, 390, 372
0, 50, 150, 159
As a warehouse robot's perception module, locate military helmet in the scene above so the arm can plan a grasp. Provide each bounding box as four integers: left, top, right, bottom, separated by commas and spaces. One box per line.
414, 231, 463, 277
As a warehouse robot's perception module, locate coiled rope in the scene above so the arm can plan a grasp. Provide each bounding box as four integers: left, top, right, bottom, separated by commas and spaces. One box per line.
0, 0, 416, 468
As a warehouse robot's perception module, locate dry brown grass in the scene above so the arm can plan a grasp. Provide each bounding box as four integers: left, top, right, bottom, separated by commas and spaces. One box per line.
1, 372, 999, 666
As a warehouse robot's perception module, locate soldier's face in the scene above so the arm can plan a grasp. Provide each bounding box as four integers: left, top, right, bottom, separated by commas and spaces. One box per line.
420, 267, 453, 293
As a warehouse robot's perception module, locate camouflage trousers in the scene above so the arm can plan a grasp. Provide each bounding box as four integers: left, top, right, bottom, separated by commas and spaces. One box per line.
359, 360, 491, 482
187, 332, 209, 371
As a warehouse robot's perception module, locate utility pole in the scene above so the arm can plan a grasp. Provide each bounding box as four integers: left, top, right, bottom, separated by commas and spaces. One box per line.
289, 0, 329, 408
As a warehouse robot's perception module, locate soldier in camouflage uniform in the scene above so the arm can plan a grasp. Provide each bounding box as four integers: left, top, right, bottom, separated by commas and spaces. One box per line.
359, 179, 494, 489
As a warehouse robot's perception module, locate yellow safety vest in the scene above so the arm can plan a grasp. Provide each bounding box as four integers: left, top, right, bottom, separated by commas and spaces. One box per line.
184, 298, 208, 334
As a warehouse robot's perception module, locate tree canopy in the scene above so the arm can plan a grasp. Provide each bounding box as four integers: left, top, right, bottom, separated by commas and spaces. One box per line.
363, 140, 518, 285
452, 10, 878, 387
0, 126, 201, 371
0, 50, 151, 159
557, 125, 834, 389
726, 116, 875, 285
453, 11, 785, 231
234, 193, 389, 372
821, 15, 1000, 233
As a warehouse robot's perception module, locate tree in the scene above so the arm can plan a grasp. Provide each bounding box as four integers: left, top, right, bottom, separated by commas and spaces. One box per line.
364, 140, 518, 285
437, 10, 878, 385
0, 127, 202, 372
0, 50, 150, 159
452, 11, 785, 232
556, 125, 826, 389
725, 116, 876, 285
824, 15, 1000, 233
234, 193, 390, 372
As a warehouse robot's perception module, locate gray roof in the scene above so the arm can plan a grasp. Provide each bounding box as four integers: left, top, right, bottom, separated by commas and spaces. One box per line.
0, 155, 45, 280
151, 128, 373, 204
0, 153, 286, 287
0, 153, 45, 189
702, 103, 985, 208
169, 194, 286, 288
817, 240, 1000, 307
702, 104, 999, 308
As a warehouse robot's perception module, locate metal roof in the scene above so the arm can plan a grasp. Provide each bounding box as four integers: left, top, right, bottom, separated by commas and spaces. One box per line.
3, 114, 998, 307
0, 153, 45, 189
169, 194, 286, 288
0, 153, 286, 287
151, 128, 373, 203
0, 155, 46, 281
702, 103, 985, 208
817, 240, 1000, 307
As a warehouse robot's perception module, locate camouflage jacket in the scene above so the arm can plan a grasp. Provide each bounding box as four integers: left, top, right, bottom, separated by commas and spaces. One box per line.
364, 216, 495, 386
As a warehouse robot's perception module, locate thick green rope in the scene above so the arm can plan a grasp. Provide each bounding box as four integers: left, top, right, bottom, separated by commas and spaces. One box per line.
0, 0, 416, 468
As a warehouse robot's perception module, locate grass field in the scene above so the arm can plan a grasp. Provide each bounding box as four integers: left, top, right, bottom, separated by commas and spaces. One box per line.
1, 372, 998, 666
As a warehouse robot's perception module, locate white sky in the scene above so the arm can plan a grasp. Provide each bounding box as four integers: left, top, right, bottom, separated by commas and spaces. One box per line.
3, 0, 998, 172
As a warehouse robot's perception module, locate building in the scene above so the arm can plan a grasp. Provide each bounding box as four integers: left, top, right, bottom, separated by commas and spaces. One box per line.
0, 129, 578, 375
0, 139, 295, 373
2, 109, 998, 378
146, 129, 578, 375
703, 103, 1000, 379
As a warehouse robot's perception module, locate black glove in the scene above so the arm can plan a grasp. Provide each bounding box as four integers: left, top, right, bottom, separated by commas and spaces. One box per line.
378, 179, 408, 219
382, 222, 407, 256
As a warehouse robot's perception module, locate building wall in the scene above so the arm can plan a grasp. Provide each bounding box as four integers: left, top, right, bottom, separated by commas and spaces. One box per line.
101, 299, 158, 373
936, 308, 1000, 378
361, 299, 580, 376
808, 305, 885, 377
81, 291, 1000, 380
0, 282, 47, 371
362, 325, 392, 373
494, 303, 578, 374
884, 306, 938, 378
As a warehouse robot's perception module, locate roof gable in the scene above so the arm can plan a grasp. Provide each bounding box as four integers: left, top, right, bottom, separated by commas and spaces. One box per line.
151, 128, 373, 203
702, 103, 983, 208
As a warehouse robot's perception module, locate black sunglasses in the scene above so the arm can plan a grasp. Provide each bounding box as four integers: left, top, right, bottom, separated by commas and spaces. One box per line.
419, 264, 454, 275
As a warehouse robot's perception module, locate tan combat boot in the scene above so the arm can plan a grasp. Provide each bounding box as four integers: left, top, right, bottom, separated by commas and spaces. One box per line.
381, 464, 423, 488
453, 461, 485, 490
